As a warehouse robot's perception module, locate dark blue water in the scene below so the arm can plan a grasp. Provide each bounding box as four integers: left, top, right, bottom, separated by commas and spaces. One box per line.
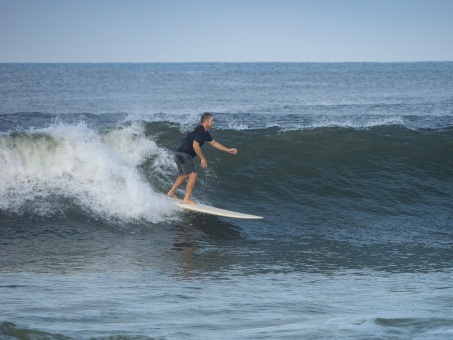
1, 63, 453, 339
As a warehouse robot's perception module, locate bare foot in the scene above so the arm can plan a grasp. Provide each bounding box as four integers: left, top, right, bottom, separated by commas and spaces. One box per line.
182, 199, 197, 205
167, 192, 179, 200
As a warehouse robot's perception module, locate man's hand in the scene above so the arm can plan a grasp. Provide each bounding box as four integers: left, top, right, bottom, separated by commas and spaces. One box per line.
200, 158, 208, 168
227, 148, 238, 155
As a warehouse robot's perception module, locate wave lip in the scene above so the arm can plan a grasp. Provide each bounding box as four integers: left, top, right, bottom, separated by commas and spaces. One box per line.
0, 121, 176, 222
286, 115, 406, 131
127, 111, 451, 132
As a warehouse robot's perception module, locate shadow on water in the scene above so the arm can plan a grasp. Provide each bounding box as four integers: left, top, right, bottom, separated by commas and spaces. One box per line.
0, 210, 248, 278
1, 207, 452, 278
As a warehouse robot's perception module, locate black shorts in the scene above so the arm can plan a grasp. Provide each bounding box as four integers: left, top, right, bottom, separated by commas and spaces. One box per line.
174, 152, 196, 175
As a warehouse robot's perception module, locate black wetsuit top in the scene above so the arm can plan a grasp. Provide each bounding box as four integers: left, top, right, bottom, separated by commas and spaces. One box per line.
176, 125, 213, 158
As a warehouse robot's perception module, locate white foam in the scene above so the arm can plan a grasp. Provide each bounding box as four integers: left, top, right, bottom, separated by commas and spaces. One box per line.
0, 122, 177, 222
278, 116, 406, 132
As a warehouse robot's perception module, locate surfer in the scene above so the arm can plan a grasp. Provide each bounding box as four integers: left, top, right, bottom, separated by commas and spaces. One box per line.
167, 112, 238, 204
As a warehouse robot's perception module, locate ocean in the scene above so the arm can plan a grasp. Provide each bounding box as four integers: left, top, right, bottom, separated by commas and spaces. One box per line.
1, 62, 452, 339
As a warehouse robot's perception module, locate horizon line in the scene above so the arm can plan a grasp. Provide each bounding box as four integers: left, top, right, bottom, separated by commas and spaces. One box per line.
1, 60, 453, 64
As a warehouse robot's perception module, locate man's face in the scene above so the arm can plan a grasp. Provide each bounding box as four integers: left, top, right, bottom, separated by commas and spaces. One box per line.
206, 117, 214, 130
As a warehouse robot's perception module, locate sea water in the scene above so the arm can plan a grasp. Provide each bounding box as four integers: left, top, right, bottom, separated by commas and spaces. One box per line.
1, 62, 453, 339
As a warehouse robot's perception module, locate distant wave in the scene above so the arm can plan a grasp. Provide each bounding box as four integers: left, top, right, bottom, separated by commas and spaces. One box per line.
124, 112, 452, 132
1, 111, 451, 136
277, 116, 406, 131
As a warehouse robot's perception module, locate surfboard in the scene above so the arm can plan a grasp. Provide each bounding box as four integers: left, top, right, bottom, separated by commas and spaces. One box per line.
176, 200, 263, 219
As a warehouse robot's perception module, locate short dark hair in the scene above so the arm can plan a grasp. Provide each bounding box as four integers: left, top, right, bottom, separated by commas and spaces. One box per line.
201, 112, 213, 124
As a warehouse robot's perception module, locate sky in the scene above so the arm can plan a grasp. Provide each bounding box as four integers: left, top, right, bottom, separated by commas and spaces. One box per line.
1, 0, 453, 63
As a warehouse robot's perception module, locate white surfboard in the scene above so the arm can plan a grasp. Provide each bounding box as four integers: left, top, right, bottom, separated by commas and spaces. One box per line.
177, 200, 263, 219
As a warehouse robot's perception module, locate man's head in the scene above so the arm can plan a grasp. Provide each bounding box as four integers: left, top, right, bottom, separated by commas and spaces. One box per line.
201, 112, 214, 130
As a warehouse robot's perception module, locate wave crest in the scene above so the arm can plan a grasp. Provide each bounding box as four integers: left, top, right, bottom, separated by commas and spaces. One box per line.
0, 122, 176, 222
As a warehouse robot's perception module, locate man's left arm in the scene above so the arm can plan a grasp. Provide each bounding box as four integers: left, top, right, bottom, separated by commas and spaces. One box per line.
208, 140, 238, 155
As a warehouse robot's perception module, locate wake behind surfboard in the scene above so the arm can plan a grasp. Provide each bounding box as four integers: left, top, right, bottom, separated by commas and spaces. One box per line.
176, 199, 263, 219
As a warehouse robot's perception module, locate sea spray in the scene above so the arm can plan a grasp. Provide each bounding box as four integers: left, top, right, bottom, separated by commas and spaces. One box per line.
0, 122, 176, 222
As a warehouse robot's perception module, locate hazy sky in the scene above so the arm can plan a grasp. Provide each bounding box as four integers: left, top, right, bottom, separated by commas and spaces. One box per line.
1, 0, 453, 62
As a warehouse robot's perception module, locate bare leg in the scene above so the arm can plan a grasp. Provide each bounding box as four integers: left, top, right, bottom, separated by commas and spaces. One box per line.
167, 174, 187, 199
183, 172, 197, 204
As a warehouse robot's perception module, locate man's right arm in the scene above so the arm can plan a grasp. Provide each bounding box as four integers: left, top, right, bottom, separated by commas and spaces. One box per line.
193, 141, 207, 168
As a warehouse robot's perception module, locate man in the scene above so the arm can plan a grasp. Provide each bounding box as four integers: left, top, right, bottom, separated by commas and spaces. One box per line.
167, 112, 237, 204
